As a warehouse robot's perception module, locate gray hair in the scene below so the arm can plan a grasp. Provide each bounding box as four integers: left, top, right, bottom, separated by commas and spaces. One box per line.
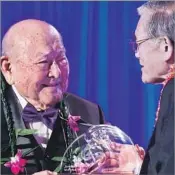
138, 1, 175, 43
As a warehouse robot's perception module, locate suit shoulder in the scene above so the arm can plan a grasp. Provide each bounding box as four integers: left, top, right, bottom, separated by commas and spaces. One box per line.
163, 78, 174, 95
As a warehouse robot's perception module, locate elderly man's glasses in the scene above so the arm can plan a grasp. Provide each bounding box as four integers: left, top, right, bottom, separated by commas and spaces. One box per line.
130, 38, 153, 53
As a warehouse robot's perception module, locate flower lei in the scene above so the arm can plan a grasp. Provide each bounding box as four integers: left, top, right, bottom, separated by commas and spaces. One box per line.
52, 100, 97, 174
155, 66, 175, 124
1, 98, 81, 174
0, 129, 39, 175
58, 100, 81, 173
4, 150, 27, 175
2, 113, 81, 175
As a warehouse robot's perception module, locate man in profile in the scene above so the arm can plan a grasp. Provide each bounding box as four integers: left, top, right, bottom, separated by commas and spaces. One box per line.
133, 1, 174, 174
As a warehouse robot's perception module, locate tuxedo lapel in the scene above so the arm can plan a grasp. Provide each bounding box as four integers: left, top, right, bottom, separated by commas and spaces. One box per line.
44, 114, 68, 171
6, 87, 45, 172
6, 86, 26, 129
6, 87, 31, 147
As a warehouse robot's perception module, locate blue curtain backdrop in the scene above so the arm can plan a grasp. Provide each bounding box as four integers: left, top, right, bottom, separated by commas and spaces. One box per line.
1, 1, 162, 148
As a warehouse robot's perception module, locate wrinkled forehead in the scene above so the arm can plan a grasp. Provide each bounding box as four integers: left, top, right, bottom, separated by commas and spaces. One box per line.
35, 41, 65, 57
16, 27, 65, 60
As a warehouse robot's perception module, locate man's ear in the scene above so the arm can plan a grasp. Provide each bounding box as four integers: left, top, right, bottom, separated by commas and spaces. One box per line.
159, 36, 174, 63
0, 56, 14, 85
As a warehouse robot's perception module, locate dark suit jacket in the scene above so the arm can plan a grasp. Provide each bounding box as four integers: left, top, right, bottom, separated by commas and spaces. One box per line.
140, 78, 174, 175
1, 86, 104, 175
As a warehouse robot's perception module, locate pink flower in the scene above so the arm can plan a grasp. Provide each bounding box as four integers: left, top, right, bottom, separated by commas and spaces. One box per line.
67, 114, 81, 132
4, 150, 27, 175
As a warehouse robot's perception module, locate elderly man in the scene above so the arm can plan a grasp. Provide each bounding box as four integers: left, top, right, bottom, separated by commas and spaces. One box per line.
133, 1, 174, 174
1, 19, 104, 175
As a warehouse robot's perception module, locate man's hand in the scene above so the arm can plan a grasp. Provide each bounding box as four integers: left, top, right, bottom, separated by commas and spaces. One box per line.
33, 170, 58, 175
89, 143, 144, 174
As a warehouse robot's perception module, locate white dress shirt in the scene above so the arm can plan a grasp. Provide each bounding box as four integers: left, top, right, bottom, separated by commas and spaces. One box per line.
12, 85, 53, 148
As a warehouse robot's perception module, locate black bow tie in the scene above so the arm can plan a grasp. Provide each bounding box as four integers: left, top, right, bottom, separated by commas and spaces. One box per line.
22, 103, 58, 130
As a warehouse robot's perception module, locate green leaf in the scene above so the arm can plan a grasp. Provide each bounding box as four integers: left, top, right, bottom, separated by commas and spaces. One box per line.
15, 129, 38, 138
52, 156, 67, 162
73, 147, 81, 155
0, 158, 10, 164
22, 145, 40, 157
54, 163, 63, 173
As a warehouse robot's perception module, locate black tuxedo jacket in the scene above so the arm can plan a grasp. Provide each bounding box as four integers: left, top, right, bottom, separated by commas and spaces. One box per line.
1, 86, 104, 174
140, 78, 174, 175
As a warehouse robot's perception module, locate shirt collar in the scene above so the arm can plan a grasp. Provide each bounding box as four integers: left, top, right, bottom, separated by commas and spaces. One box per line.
12, 85, 28, 109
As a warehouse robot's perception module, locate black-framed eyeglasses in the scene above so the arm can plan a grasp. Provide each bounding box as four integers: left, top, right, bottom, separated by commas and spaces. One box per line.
130, 38, 153, 53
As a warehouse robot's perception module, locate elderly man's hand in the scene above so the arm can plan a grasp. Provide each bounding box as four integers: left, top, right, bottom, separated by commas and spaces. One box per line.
32, 170, 58, 175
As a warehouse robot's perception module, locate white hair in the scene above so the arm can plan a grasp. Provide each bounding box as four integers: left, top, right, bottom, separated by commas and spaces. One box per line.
137, 1, 175, 43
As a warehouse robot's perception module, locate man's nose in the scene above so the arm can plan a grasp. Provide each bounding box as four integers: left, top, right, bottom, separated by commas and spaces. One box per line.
48, 61, 60, 79
135, 51, 140, 59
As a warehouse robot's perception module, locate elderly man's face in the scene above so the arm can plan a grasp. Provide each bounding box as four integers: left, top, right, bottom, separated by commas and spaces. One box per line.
10, 27, 69, 108
135, 15, 170, 84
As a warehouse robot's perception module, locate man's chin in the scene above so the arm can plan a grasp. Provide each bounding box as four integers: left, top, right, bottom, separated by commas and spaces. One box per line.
141, 75, 163, 84
141, 75, 152, 84
39, 92, 64, 107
